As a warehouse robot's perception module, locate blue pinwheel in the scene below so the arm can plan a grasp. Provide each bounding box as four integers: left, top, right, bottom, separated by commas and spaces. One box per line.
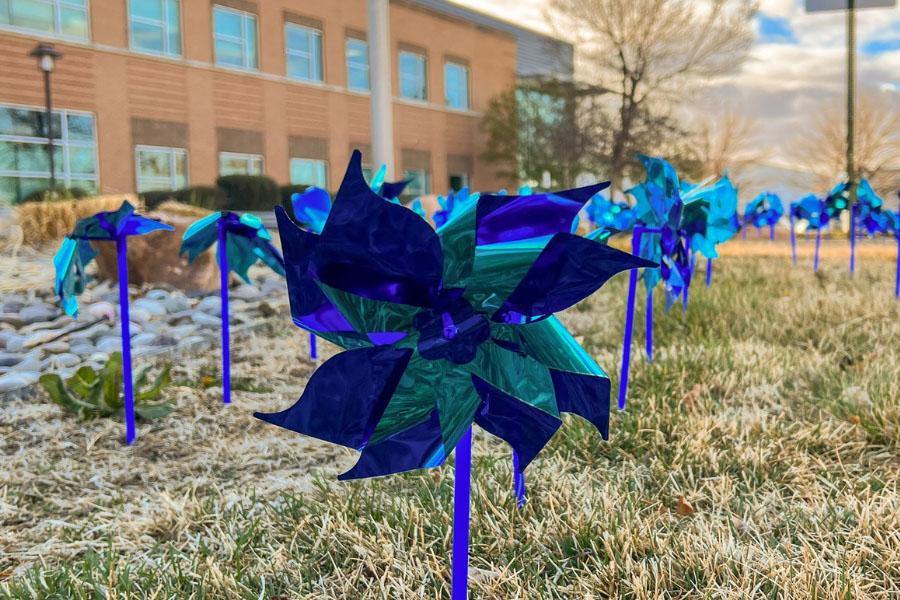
52, 200, 173, 444
433, 187, 479, 228
743, 192, 784, 240
584, 194, 636, 235
368, 164, 411, 201
617, 155, 715, 410
841, 178, 888, 275
254, 151, 653, 599
682, 173, 740, 287
789, 194, 829, 271
180, 211, 285, 405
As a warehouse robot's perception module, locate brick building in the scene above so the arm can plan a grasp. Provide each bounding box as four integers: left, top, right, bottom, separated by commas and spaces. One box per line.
0, 0, 572, 204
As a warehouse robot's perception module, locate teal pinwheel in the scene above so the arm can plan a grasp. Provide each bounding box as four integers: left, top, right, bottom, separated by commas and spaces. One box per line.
254, 150, 653, 599
180, 211, 285, 404
52, 200, 173, 445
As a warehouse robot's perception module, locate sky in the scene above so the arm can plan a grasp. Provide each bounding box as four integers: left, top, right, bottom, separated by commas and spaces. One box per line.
453, 0, 900, 178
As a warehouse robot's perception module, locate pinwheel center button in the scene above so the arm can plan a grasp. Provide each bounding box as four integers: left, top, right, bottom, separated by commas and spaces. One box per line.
413, 293, 490, 366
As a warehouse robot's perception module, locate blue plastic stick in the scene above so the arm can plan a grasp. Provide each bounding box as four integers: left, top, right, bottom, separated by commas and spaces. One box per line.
790, 214, 797, 265
217, 221, 231, 405
850, 204, 856, 275
706, 258, 713, 287
769, 223, 775, 241
895, 232, 899, 298
512, 450, 525, 508
645, 287, 653, 363
116, 235, 136, 445
814, 228, 821, 273
452, 426, 472, 600
618, 229, 644, 410
309, 333, 317, 360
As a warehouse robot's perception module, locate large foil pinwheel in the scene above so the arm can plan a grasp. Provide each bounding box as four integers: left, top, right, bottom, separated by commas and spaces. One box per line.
743, 192, 784, 240
180, 211, 285, 404
836, 178, 888, 275
254, 151, 652, 599
52, 200, 173, 444
789, 194, 829, 271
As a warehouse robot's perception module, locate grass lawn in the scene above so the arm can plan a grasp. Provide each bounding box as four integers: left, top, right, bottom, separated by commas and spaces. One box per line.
2, 240, 899, 598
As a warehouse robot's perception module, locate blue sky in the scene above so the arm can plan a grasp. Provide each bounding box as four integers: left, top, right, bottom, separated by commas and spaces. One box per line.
454, 0, 900, 172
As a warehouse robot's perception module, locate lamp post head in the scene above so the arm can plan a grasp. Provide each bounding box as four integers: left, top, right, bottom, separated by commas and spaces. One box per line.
30, 43, 62, 73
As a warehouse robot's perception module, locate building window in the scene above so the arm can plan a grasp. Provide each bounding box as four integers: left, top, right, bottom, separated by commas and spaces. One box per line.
0, 0, 89, 39
285, 22, 323, 83
403, 168, 430, 196
346, 37, 369, 92
219, 152, 262, 176
213, 5, 257, 71
448, 173, 469, 192
129, 0, 181, 57
444, 62, 470, 110
0, 105, 97, 203
290, 158, 327, 188
135, 145, 187, 192
399, 50, 427, 102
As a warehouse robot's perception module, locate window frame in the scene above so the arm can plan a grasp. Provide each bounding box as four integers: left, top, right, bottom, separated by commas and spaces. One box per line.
0, 102, 99, 203
134, 144, 188, 192
398, 50, 428, 102
128, 0, 182, 58
444, 61, 470, 111
284, 21, 324, 84
289, 157, 328, 188
212, 4, 259, 72
402, 168, 431, 197
0, 0, 91, 40
345, 36, 370, 92
218, 151, 264, 176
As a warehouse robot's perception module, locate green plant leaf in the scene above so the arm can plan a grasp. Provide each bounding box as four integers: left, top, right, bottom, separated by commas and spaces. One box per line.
135, 364, 172, 402
134, 403, 176, 420
134, 365, 151, 389
66, 366, 99, 398
39, 374, 77, 410
100, 351, 123, 411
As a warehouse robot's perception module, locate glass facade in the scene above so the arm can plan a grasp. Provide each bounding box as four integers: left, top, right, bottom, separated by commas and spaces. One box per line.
213, 5, 258, 70
403, 168, 431, 196
135, 145, 187, 192
129, 0, 181, 57
286, 23, 323, 83
444, 62, 469, 110
0, 105, 97, 203
399, 51, 427, 101
290, 158, 328, 188
0, 0, 88, 39
346, 37, 369, 92
219, 152, 263, 176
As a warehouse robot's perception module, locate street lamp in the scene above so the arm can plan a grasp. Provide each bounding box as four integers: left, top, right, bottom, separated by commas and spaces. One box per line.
30, 43, 62, 192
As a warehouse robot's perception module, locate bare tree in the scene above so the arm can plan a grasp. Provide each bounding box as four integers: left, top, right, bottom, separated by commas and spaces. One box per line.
548, 0, 757, 196
792, 90, 900, 195
692, 109, 762, 187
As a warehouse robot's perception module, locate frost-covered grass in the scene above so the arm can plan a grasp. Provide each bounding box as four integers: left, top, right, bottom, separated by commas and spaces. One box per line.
2, 240, 899, 598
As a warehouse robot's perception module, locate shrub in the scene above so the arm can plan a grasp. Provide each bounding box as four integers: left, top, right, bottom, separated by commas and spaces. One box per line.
172, 186, 227, 211
39, 352, 174, 421
216, 175, 280, 212
15, 194, 142, 244
140, 189, 177, 210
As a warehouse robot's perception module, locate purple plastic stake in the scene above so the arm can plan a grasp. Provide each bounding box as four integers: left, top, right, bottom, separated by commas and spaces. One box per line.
850, 204, 856, 275
895, 231, 900, 298
512, 450, 525, 508
217, 221, 231, 405
706, 258, 713, 288
617, 229, 643, 410
742, 226, 747, 240
814, 228, 821, 273
769, 223, 775, 241
116, 235, 136, 445
645, 287, 653, 363
309, 333, 317, 360
790, 214, 797, 265
452, 426, 473, 600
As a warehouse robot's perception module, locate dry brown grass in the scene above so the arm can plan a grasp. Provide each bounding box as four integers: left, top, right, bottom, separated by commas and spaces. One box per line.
14, 195, 142, 245
1, 252, 899, 598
